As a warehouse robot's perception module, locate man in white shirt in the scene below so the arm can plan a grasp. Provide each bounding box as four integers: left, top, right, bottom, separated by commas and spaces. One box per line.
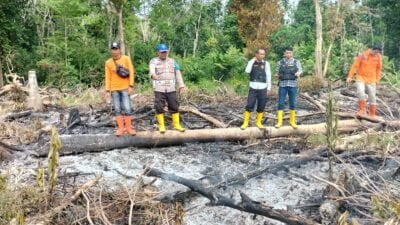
241, 48, 272, 129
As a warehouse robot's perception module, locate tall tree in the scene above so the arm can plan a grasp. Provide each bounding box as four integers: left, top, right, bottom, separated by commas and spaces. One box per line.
313, 0, 323, 78
366, 0, 400, 61
110, 0, 127, 54
323, 0, 344, 77
231, 0, 283, 53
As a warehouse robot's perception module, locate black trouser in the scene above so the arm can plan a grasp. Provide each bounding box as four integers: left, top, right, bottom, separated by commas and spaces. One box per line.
154, 91, 179, 114
245, 88, 267, 113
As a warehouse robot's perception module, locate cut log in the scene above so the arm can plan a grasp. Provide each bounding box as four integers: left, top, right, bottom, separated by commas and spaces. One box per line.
38, 120, 400, 156
145, 167, 319, 225
40, 119, 400, 156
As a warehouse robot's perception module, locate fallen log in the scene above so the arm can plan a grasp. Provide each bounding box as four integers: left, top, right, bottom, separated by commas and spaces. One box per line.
0, 84, 24, 97
300, 92, 326, 111
336, 112, 386, 123
145, 167, 319, 225
39, 119, 400, 156
180, 105, 227, 128
0, 110, 32, 121
0, 141, 25, 152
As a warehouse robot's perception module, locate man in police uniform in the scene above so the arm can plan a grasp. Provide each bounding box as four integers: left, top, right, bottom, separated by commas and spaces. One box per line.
149, 43, 187, 133
241, 48, 271, 129
275, 47, 302, 129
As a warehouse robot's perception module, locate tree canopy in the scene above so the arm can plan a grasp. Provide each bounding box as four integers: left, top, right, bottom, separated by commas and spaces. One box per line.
0, 0, 399, 89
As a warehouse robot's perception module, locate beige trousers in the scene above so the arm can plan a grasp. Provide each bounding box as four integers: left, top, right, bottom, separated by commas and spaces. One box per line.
355, 81, 376, 104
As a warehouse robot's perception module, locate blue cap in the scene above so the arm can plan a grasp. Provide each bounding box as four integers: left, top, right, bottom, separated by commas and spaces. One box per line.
156, 43, 169, 52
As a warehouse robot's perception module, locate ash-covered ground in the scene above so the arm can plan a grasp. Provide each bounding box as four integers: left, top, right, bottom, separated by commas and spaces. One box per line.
1, 85, 400, 225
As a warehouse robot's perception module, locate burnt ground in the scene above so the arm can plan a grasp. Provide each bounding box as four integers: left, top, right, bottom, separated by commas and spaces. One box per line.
1, 84, 400, 225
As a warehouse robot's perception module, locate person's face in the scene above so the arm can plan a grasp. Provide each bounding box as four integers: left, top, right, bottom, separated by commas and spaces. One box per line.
158, 51, 168, 60
372, 49, 381, 56
284, 50, 293, 59
255, 50, 266, 61
111, 48, 121, 58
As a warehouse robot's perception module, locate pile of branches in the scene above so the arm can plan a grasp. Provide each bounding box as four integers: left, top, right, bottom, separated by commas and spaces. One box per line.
5, 175, 183, 225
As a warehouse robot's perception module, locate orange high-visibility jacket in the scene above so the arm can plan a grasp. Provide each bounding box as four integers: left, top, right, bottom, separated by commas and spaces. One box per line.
105, 55, 135, 91
347, 49, 382, 84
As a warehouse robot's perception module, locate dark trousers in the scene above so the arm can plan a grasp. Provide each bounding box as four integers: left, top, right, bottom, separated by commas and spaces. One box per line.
111, 90, 132, 115
277, 86, 297, 110
154, 91, 179, 114
245, 88, 268, 113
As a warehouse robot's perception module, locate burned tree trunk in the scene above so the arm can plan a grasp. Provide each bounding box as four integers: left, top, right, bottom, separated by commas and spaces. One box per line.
145, 167, 319, 225
36, 119, 400, 156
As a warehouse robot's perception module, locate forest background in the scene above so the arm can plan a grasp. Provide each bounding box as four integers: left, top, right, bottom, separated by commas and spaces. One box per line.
0, 0, 399, 95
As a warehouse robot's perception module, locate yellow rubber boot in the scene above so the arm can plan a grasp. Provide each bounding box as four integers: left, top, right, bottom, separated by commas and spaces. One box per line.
255, 112, 264, 129
156, 113, 166, 133
172, 113, 185, 132
274, 110, 283, 128
289, 110, 298, 129
240, 111, 251, 130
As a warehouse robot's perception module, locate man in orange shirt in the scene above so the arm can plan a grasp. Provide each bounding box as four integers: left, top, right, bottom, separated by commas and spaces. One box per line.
105, 42, 136, 136
347, 45, 383, 117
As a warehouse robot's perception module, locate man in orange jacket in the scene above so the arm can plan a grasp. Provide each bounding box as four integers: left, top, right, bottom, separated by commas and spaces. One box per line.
105, 42, 136, 136
347, 45, 383, 117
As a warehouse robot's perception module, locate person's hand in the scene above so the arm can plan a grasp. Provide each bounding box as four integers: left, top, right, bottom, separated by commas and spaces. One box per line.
275, 73, 279, 78
179, 86, 187, 94
376, 75, 381, 84
128, 87, 134, 95
104, 91, 111, 100
295, 72, 301, 77
346, 77, 353, 83
151, 74, 159, 80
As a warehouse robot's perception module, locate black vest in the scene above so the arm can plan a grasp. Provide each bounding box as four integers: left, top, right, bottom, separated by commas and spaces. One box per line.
278, 59, 298, 81
250, 61, 267, 83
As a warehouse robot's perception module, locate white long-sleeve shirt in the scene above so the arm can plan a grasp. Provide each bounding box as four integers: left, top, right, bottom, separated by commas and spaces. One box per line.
245, 58, 272, 90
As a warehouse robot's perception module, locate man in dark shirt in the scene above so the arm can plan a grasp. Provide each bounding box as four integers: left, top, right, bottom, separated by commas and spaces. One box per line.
241, 48, 271, 129
275, 47, 302, 129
